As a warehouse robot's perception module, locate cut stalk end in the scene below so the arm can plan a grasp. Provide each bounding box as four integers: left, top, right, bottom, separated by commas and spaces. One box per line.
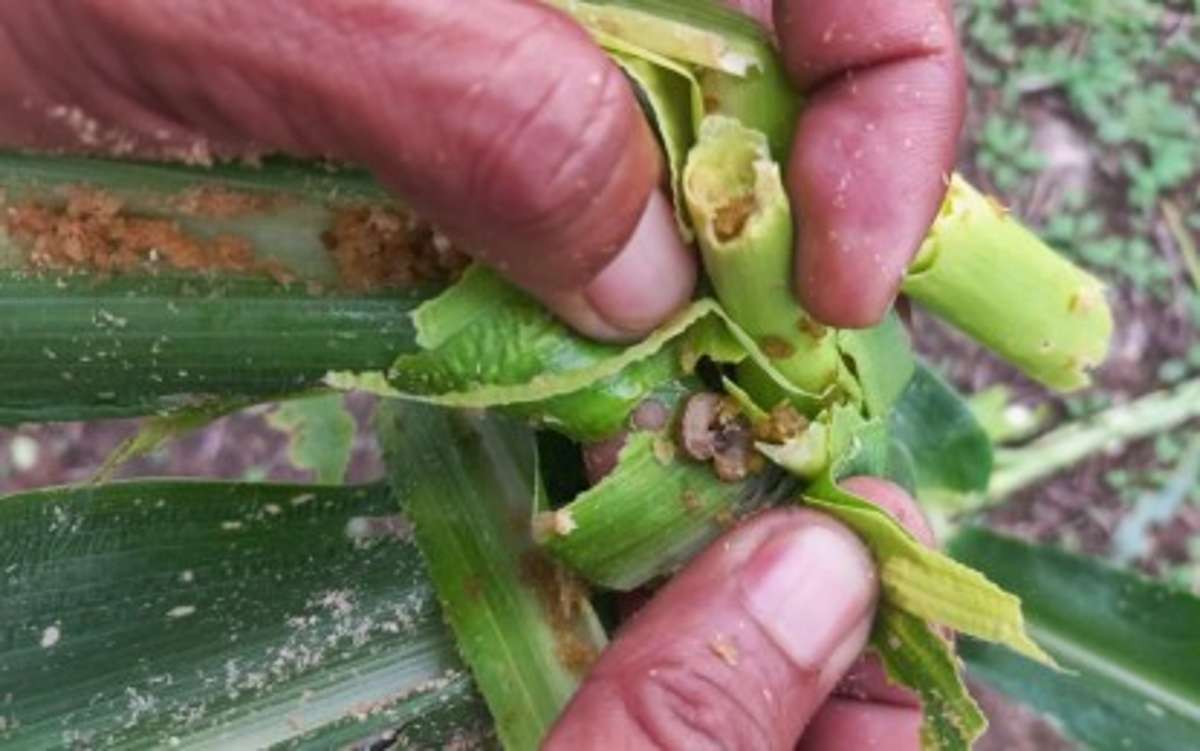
903, 176, 1114, 392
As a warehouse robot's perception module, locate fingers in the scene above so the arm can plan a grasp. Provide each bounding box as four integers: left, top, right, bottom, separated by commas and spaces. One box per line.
802, 476, 933, 750
834, 476, 935, 710
545, 508, 878, 750
834, 651, 924, 708
798, 699, 923, 751
2, 0, 695, 339
772, 0, 966, 327
538, 191, 697, 340
720, 0, 774, 29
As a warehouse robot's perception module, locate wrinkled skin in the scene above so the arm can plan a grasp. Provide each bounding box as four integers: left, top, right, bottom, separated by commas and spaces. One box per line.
1, 2, 962, 748
546, 477, 934, 750
0, 0, 962, 335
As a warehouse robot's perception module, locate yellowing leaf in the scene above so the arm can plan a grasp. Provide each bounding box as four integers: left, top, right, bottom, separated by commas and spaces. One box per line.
805, 480, 1055, 667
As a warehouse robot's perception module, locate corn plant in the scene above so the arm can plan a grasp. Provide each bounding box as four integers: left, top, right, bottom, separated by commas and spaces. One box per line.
2, 2, 1197, 750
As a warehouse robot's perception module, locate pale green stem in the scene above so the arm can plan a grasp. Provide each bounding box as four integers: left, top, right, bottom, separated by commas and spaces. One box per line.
683, 115, 847, 403
903, 176, 1113, 392
989, 378, 1200, 500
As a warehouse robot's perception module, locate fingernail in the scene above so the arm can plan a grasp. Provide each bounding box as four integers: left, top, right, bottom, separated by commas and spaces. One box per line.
583, 190, 696, 337
740, 524, 877, 670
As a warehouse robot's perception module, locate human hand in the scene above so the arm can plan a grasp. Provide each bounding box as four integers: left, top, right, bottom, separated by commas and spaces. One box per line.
1, 0, 962, 339
546, 477, 935, 750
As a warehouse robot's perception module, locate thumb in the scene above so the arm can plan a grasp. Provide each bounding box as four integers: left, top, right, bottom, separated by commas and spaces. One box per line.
545, 508, 878, 750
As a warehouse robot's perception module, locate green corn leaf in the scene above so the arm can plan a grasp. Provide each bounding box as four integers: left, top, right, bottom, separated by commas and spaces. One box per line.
872, 606, 988, 751
836, 313, 917, 418
0, 270, 428, 425
0, 480, 493, 749
378, 401, 607, 751
888, 365, 993, 498
0, 150, 388, 205
951, 527, 1200, 751
267, 392, 357, 484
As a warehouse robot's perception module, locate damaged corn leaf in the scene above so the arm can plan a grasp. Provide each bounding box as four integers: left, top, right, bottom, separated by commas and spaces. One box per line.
93, 395, 263, 482
0, 480, 492, 749
0, 151, 389, 283
609, 47, 703, 240
684, 115, 849, 400
754, 422, 829, 479
547, 0, 768, 76
267, 392, 357, 484
335, 265, 824, 440
378, 401, 607, 750
0, 9, 1117, 751
376, 265, 694, 440
549, 0, 798, 158
805, 472, 1053, 667
0, 148, 469, 424
95, 389, 357, 485
682, 114, 915, 413
873, 606, 988, 751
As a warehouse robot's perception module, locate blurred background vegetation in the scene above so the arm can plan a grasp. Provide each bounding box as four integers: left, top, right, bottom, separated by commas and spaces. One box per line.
0, 1, 1196, 748
924, 0, 1199, 585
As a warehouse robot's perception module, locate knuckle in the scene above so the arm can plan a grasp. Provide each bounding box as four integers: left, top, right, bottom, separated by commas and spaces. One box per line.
617, 660, 776, 751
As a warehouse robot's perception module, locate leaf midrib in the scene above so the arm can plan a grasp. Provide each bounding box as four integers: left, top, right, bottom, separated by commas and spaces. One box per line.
1027, 618, 1200, 724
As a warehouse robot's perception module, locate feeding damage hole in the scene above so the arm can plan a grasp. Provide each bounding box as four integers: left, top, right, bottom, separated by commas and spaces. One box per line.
680, 392, 763, 483
712, 194, 756, 242
2, 186, 470, 291
752, 402, 808, 444
4, 187, 296, 282
519, 552, 598, 676
322, 206, 469, 291
171, 185, 281, 218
